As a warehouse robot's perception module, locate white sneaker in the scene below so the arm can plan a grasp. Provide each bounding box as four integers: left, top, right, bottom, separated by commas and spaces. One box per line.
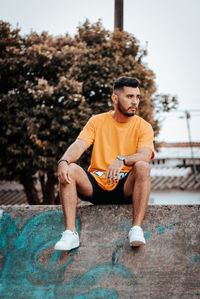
54, 230, 80, 251
128, 225, 146, 247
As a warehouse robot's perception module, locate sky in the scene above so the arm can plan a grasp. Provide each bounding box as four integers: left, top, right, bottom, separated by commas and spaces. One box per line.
0, 0, 200, 142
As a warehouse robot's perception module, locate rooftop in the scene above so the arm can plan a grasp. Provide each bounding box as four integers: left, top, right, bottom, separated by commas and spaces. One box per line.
151, 166, 200, 190
155, 142, 200, 159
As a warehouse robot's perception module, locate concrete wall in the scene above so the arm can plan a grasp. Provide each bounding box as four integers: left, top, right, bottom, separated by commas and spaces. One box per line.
0, 205, 200, 298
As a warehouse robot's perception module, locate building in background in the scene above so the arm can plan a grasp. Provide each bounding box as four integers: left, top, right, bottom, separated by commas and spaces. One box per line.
0, 142, 200, 206
150, 142, 200, 205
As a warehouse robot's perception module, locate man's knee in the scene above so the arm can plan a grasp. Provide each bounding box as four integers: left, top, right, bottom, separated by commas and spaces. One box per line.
67, 163, 83, 181
133, 161, 150, 178
58, 163, 79, 186
68, 163, 78, 173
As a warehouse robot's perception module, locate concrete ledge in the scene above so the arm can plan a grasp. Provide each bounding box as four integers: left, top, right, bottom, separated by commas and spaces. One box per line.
0, 205, 200, 298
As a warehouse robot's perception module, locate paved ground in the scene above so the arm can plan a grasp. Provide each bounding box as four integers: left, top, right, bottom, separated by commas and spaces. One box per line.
0, 205, 200, 298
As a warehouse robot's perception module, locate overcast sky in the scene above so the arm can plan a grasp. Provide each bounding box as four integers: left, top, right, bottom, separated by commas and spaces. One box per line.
1, 0, 200, 142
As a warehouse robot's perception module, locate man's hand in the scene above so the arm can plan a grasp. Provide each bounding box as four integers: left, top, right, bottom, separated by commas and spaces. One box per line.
105, 159, 124, 184
57, 161, 72, 184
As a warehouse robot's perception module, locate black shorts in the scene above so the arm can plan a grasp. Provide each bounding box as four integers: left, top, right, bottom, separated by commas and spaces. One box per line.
78, 170, 132, 205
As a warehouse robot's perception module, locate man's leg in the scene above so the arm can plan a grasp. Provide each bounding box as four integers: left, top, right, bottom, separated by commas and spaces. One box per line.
124, 161, 151, 226
59, 163, 93, 232
124, 161, 151, 246
55, 163, 93, 251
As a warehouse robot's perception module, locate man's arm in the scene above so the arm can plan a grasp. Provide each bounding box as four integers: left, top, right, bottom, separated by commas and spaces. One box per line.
123, 147, 153, 166
59, 139, 88, 164
57, 139, 88, 184
105, 147, 152, 184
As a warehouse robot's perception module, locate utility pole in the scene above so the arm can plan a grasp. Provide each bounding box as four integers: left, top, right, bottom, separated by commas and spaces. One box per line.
114, 0, 124, 31
185, 110, 198, 183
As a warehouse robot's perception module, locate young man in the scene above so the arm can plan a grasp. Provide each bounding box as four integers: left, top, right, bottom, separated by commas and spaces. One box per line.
55, 76, 154, 251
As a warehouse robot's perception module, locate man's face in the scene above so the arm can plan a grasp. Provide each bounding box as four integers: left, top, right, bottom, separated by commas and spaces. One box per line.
116, 86, 140, 117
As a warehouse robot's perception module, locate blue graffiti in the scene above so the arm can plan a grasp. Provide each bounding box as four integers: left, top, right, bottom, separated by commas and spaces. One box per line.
157, 226, 166, 234
145, 231, 151, 240
189, 255, 200, 265
157, 222, 180, 235
0, 210, 137, 298
116, 222, 131, 231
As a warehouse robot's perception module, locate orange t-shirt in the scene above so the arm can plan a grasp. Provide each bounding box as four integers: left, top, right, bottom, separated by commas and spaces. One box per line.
78, 111, 154, 191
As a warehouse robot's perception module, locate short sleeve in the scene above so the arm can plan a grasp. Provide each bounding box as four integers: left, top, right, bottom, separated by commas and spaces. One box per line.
77, 116, 95, 147
137, 122, 155, 159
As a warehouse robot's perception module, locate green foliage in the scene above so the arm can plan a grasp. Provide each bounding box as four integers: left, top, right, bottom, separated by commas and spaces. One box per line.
154, 94, 178, 113
0, 20, 178, 204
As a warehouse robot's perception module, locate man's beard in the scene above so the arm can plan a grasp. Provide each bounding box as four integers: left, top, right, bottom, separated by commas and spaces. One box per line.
117, 100, 136, 117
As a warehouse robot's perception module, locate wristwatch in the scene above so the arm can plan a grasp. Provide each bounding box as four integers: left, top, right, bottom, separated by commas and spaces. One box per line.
117, 155, 126, 165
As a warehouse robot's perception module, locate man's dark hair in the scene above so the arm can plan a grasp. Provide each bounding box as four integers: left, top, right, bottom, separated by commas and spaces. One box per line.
113, 76, 140, 91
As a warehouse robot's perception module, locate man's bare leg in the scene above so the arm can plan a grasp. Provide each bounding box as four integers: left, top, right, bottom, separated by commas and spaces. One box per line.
124, 161, 151, 226
55, 163, 93, 251
132, 161, 151, 226
124, 161, 151, 246
59, 163, 93, 232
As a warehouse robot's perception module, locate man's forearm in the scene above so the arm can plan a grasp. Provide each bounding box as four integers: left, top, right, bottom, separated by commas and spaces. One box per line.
59, 139, 88, 164
124, 149, 152, 166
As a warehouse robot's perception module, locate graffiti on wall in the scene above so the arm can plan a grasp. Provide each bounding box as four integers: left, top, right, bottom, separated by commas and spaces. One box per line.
0, 210, 137, 298
1, 209, 199, 298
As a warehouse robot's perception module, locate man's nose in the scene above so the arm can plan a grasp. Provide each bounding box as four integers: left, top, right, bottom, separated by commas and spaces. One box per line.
131, 97, 138, 104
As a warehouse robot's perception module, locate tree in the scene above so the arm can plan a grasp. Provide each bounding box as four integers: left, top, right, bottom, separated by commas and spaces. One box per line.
0, 21, 90, 204
0, 20, 177, 204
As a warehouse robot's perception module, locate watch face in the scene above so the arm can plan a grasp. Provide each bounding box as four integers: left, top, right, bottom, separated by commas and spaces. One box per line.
117, 156, 125, 161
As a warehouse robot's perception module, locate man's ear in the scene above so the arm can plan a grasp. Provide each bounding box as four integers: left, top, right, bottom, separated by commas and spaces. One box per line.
111, 93, 118, 105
